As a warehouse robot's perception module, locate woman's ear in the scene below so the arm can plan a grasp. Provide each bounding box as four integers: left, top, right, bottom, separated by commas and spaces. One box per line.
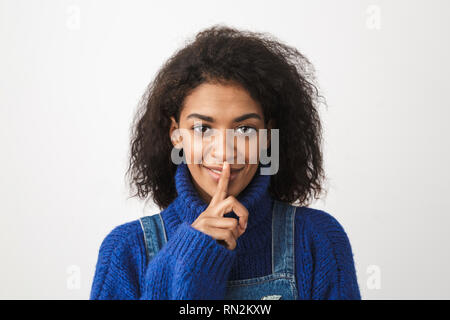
169, 116, 183, 148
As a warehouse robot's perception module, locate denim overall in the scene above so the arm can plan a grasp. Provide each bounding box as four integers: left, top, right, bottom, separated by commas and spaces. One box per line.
139, 199, 298, 300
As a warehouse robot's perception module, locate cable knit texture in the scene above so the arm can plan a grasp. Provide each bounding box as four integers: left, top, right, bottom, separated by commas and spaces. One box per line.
90, 162, 361, 300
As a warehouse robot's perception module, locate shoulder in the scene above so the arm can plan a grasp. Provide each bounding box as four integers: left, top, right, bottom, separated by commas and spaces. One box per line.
297, 206, 361, 299
96, 219, 146, 265
293, 205, 357, 273
274, 202, 361, 299
99, 219, 143, 249
90, 219, 147, 299
294, 206, 352, 247
294, 206, 360, 297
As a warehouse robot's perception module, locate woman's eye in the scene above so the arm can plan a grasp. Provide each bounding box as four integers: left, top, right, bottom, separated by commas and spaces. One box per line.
192, 125, 256, 136
235, 126, 257, 135
193, 125, 211, 134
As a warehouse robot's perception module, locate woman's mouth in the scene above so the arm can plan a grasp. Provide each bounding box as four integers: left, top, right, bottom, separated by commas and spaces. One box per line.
202, 164, 244, 183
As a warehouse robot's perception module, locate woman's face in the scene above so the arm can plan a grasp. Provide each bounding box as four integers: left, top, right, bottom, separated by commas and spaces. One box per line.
169, 82, 272, 203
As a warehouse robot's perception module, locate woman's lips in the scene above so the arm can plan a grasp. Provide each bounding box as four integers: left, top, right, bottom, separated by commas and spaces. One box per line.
203, 165, 243, 182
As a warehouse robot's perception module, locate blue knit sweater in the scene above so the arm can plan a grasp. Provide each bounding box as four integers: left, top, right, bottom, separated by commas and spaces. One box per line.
90, 163, 361, 300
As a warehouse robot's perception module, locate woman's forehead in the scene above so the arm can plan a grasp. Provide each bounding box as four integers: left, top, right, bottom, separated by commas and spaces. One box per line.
181, 83, 263, 121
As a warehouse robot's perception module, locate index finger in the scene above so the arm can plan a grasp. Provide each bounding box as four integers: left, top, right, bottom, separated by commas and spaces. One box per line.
210, 161, 230, 206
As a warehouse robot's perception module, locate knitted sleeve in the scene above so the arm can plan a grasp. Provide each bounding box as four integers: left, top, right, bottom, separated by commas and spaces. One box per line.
304, 208, 361, 300
89, 220, 236, 300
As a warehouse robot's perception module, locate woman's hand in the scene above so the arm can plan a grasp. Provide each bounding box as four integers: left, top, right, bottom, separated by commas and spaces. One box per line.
191, 161, 249, 250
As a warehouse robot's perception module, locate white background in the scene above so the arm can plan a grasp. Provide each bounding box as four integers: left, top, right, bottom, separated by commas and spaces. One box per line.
1, 0, 449, 299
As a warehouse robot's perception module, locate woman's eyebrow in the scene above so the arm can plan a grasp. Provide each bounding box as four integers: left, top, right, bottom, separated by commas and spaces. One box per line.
186, 113, 262, 122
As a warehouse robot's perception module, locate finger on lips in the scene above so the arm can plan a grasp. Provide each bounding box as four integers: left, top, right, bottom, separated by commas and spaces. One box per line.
195, 160, 249, 250
211, 161, 230, 206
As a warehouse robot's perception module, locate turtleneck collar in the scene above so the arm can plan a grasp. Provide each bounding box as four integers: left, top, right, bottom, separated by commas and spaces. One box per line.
170, 162, 274, 252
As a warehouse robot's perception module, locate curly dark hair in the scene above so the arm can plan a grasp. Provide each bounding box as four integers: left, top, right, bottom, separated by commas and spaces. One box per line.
125, 24, 328, 210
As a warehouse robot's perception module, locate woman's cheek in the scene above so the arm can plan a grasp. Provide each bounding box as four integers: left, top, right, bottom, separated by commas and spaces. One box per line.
238, 136, 259, 165
181, 132, 204, 164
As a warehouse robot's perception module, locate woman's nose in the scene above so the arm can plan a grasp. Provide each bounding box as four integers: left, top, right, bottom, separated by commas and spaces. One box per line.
209, 129, 237, 164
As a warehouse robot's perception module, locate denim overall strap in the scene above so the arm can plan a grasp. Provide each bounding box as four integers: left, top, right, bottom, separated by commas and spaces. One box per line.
139, 214, 168, 261
272, 199, 296, 275
223, 200, 298, 300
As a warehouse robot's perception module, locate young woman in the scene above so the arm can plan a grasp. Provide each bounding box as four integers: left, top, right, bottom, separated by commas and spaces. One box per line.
90, 25, 361, 300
